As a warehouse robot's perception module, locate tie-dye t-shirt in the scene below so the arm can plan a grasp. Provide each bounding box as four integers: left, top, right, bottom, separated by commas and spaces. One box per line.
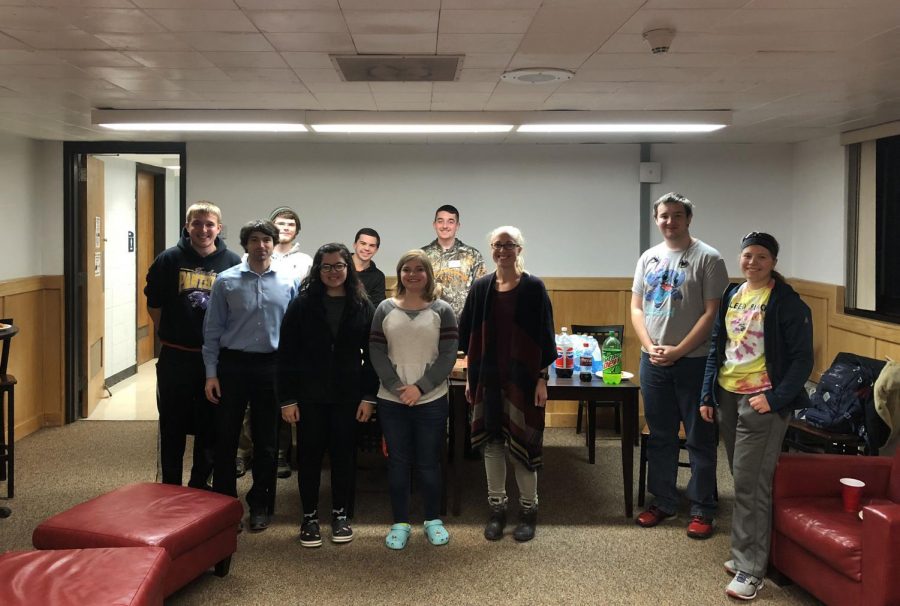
717, 281, 774, 394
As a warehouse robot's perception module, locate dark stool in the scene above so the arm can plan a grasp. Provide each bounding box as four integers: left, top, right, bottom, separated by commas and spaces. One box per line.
1, 319, 18, 515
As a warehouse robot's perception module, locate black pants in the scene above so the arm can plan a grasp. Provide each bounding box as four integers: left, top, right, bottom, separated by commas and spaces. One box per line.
212, 349, 278, 513
156, 346, 214, 488
296, 400, 358, 518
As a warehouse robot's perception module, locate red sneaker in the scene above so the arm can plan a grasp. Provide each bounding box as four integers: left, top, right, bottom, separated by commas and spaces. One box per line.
687, 515, 714, 539
636, 505, 675, 528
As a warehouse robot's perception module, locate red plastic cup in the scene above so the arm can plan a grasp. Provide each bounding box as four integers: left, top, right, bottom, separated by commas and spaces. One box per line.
840, 477, 865, 513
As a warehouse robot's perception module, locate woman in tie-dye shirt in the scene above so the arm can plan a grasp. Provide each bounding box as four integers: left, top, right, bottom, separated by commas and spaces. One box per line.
699, 232, 813, 602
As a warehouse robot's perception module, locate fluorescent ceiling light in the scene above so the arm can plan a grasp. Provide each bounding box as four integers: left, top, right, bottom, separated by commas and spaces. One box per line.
98, 122, 307, 132
311, 124, 513, 134
517, 123, 726, 133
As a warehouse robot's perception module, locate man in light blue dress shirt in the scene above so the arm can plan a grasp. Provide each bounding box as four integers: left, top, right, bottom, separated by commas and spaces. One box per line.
203, 219, 300, 532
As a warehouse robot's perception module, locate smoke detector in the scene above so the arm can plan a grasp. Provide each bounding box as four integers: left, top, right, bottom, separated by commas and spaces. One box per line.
642, 28, 675, 54
500, 68, 574, 84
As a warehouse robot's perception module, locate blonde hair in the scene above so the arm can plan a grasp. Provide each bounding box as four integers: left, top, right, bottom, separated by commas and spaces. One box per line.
489, 225, 526, 274
395, 249, 440, 301
185, 200, 222, 225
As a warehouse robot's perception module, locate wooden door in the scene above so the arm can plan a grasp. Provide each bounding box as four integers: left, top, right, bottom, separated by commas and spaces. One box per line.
82, 155, 105, 418
136, 171, 155, 365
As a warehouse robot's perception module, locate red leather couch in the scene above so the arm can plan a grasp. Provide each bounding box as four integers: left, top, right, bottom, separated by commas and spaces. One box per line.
770, 449, 900, 606
0, 547, 168, 606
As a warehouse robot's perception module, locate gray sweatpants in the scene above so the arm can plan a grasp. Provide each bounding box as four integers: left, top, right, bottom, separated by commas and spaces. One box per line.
717, 386, 790, 578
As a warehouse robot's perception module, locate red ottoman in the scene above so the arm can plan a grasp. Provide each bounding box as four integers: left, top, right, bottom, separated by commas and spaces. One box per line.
0, 546, 168, 606
32, 483, 243, 596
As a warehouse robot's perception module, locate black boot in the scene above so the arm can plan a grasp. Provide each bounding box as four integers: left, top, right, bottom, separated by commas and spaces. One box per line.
513, 505, 538, 542
484, 502, 507, 541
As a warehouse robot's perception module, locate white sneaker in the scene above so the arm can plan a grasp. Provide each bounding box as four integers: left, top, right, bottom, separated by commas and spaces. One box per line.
726, 571, 764, 600
724, 560, 736, 575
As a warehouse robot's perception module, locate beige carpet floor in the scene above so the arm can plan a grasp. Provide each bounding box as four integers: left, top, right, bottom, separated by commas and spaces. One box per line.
2, 421, 821, 605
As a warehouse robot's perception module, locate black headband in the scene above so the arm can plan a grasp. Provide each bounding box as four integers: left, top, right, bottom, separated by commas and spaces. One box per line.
741, 232, 779, 257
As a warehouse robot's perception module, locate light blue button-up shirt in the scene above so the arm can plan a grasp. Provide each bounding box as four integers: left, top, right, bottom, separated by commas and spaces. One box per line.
202, 261, 301, 378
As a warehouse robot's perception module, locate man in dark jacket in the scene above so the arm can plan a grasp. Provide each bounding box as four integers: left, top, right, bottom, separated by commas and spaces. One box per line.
351, 227, 386, 305
145, 201, 241, 488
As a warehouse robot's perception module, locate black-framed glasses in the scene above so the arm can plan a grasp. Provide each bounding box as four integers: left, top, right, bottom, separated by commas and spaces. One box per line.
491, 242, 519, 251
320, 263, 348, 273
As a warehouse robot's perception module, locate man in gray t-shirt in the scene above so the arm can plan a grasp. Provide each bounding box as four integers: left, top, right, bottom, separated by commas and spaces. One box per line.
630, 192, 728, 539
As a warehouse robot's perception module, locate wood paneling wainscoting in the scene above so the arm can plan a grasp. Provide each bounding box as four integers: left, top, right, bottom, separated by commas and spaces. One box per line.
791, 279, 900, 379
0, 275, 65, 441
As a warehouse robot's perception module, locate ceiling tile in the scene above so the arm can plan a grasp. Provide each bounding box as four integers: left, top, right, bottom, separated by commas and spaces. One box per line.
0, 63, 89, 79
93, 32, 193, 51
439, 10, 536, 34
265, 32, 355, 52
125, 51, 216, 69
0, 33, 29, 50
343, 10, 437, 34
3, 29, 110, 49
581, 51, 741, 69
437, 33, 523, 53
368, 81, 432, 92
81, 66, 161, 79
31, 0, 136, 7
301, 80, 370, 93
221, 67, 301, 81
352, 33, 436, 53
458, 67, 504, 81
246, 10, 348, 33
52, 49, 142, 67
143, 10, 258, 32
148, 67, 233, 80
338, 0, 441, 9
0, 50, 66, 64
181, 78, 308, 93
294, 67, 342, 83
203, 51, 288, 68
460, 53, 512, 69
508, 52, 589, 70
718, 8, 900, 35
180, 32, 276, 52
443, 0, 542, 8
236, 0, 340, 7
617, 8, 738, 34
132, 0, 238, 8
432, 81, 495, 92
517, 34, 605, 55
279, 52, 334, 68
311, 92, 377, 109
0, 7, 76, 30
57, 8, 167, 33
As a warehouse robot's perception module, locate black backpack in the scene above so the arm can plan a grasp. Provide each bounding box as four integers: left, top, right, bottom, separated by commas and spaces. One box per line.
796, 353, 886, 449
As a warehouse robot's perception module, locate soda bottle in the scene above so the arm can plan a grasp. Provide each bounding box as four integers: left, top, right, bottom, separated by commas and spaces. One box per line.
601, 331, 622, 385
555, 327, 574, 378
579, 342, 593, 382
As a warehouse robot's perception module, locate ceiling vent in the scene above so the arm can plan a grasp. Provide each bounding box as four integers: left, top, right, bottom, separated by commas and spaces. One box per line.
331, 55, 463, 82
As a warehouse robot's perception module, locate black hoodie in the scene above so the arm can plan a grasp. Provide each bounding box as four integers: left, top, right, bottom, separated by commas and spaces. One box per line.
144, 234, 241, 349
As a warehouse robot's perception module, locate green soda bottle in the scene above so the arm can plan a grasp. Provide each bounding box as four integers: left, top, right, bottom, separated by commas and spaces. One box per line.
601, 331, 622, 385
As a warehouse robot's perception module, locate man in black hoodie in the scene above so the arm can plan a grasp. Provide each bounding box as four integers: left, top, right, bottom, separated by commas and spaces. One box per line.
145, 201, 241, 488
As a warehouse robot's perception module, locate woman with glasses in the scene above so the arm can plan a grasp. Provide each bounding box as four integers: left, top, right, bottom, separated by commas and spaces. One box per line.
458, 226, 556, 542
277, 243, 378, 548
369, 250, 458, 550
699, 232, 813, 600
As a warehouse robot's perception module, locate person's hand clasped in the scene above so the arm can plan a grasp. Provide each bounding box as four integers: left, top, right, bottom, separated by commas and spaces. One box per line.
699, 404, 715, 422
356, 401, 374, 422
648, 345, 680, 367
204, 378, 221, 404
748, 393, 772, 414
282, 403, 299, 423
398, 384, 422, 406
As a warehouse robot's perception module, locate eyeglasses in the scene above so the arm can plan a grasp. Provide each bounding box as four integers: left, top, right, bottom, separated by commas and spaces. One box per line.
320, 263, 348, 273
491, 242, 519, 251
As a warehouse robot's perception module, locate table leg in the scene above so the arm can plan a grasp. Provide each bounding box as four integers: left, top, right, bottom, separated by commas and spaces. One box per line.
450, 389, 465, 516
620, 392, 636, 518
587, 403, 596, 464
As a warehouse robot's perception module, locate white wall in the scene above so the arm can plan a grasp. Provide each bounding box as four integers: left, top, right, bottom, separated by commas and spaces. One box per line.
188, 142, 643, 277
165, 170, 180, 247
0, 133, 61, 281
791, 135, 846, 285
100, 157, 137, 378
649, 143, 795, 277
188, 141, 803, 279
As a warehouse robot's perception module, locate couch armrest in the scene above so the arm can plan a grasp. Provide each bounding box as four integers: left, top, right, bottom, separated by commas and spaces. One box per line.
773, 453, 892, 500
862, 503, 900, 606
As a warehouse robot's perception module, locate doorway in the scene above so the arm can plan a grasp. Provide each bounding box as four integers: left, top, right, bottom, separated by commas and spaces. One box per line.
63, 142, 186, 423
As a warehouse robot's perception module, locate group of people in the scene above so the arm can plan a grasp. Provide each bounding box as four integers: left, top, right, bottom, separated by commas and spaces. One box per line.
631, 193, 813, 601
147, 192, 813, 601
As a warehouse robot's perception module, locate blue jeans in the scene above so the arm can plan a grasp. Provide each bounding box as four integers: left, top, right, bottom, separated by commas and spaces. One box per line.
641, 353, 717, 517
377, 396, 448, 523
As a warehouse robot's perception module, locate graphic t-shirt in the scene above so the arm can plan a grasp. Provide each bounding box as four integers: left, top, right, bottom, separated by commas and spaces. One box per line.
717, 281, 773, 394
631, 239, 729, 358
